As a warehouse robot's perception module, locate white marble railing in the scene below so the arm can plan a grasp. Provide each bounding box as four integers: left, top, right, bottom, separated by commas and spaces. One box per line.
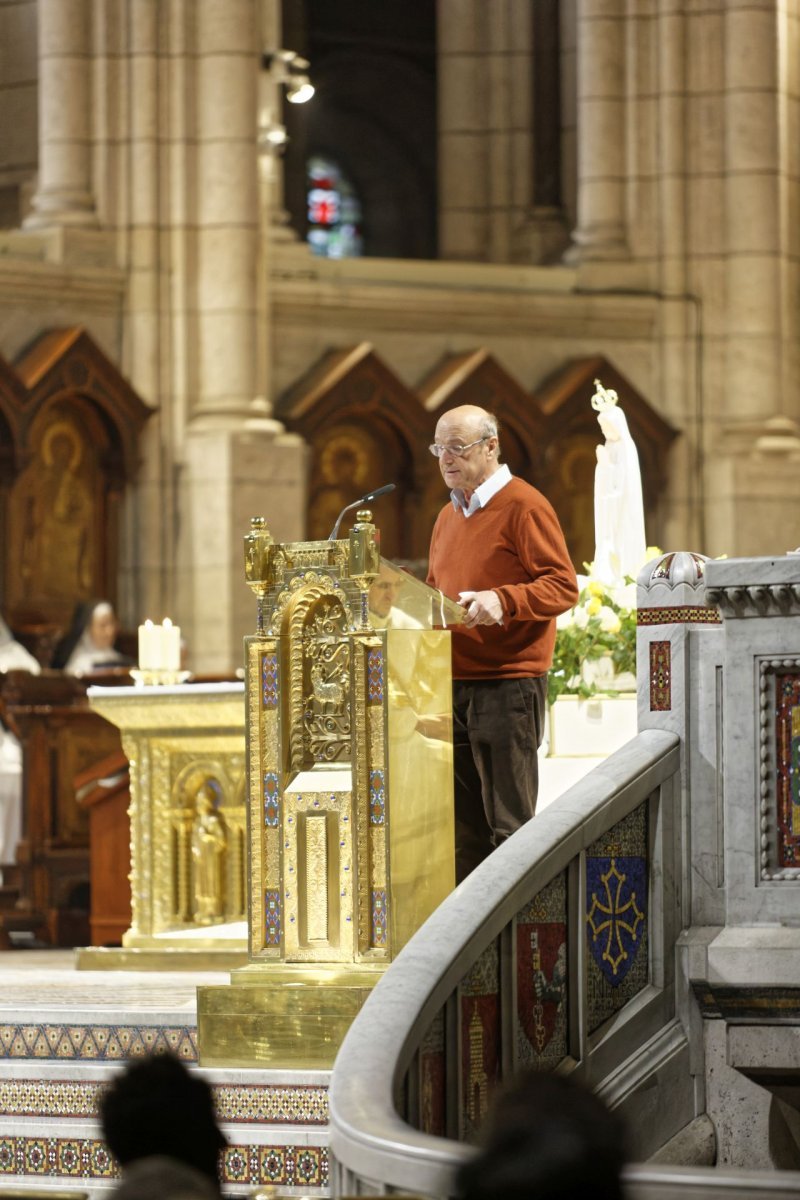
330, 729, 683, 1197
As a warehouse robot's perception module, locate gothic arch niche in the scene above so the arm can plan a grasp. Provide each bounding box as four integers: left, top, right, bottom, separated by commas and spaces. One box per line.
277, 344, 435, 560
3, 328, 152, 639
536, 357, 677, 572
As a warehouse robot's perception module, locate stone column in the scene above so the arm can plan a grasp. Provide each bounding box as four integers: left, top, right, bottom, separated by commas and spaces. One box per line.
568, 0, 627, 261
24, 0, 97, 228
723, 3, 781, 422
437, 0, 535, 262
192, 0, 262, 425
181, 0, 307, 674
703, 4, 800, 557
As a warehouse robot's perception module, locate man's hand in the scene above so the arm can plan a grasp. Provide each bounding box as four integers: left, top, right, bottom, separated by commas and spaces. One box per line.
458, 589, 504, 627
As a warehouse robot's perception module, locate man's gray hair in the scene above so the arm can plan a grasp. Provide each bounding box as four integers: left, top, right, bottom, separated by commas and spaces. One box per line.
480, 413, 500, 454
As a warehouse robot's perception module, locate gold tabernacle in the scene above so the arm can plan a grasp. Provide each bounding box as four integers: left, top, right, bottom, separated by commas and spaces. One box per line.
196, 514, 461, 1067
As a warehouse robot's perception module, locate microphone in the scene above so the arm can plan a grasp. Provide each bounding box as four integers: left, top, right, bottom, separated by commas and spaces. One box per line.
328, 483, 396, 541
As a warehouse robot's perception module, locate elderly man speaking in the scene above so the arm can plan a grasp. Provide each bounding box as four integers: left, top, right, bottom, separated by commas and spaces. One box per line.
427, 405, 578, 882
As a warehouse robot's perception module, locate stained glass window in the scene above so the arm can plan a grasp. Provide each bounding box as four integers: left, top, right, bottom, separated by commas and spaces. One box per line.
306, 155, 363, 258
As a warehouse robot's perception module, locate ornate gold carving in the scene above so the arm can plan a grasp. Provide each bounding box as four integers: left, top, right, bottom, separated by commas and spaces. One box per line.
283, 584, 351, 769
284, 789, 352, 962
304, 815, 330, 942
351, 636, 373, 955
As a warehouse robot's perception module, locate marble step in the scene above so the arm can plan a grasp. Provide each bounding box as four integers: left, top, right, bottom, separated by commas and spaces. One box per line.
0, 951, 331, 1198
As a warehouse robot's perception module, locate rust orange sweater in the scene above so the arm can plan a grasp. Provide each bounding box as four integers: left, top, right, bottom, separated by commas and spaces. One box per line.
427, 477, 579, 679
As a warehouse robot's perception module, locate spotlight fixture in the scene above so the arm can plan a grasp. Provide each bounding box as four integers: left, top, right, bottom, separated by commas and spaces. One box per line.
286, 77, 315, 105
261, 49, 315, 105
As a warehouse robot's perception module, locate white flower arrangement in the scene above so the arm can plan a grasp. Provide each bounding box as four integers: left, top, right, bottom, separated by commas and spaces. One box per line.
548, 549, 662, 706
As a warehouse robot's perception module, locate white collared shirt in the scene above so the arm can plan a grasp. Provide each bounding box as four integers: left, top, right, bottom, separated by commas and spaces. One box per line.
450, 463, 512, 517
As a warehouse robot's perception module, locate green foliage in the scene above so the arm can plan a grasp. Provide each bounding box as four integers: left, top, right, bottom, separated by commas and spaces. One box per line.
548, 575, 637, 708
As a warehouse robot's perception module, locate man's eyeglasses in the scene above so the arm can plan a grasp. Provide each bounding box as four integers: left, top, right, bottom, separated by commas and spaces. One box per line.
429, 436, 488, 459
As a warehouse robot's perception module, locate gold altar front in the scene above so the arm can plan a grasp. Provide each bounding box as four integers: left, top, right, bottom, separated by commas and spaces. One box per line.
79, 683, 249, 970
197, 523, 459, 1067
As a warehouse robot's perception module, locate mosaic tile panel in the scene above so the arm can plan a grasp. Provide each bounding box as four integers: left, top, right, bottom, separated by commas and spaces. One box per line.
0, 1079, 328, 1125
265, 889, 281, 946
371, 888, 387, 946
264, 771, 280, 827
367, 647, 384, 704
0, 1136, 116, 1180
262, 653, 279, 708
637, 606, 720, 626
0, 1137, 328, 1190
416, 1008, 446, 1138
0, 1024, 197, 1062
649, 640, 671, 711
515, 872, 568, 1070
586, 804, 649, 1035
214, 1084, 328, 1125
776, 672, 800, 868
369, 768, 385, 825
222, 1143, 328, 1189
459, 939, 500, 1140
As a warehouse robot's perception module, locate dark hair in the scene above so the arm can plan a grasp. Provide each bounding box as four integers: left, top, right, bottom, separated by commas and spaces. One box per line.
455, 1070, 626, 1200
99, 1053, 226, 1186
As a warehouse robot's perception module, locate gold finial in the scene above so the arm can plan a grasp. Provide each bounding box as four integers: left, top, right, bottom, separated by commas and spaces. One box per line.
591, 378, 619, 412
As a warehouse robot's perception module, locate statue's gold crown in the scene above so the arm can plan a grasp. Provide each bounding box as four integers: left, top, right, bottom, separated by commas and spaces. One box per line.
591, 378, 619, 412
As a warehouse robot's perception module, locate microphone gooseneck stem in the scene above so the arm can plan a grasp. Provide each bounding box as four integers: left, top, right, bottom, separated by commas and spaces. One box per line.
328, 483, 396, 541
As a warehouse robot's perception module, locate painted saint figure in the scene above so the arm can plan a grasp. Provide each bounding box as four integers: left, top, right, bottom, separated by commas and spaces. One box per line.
592, 380, 646, 587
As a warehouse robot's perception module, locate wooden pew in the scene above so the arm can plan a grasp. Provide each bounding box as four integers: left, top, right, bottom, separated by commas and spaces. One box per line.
0, 669, 129, 947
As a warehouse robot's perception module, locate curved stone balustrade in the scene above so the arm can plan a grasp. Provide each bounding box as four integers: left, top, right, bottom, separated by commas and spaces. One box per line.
330, 729, 682, 1196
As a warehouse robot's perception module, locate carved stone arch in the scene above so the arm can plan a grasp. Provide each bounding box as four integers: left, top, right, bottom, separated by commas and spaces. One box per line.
4, 327, 153, 635
534, 356, 678, 572
277, 344, 434, 560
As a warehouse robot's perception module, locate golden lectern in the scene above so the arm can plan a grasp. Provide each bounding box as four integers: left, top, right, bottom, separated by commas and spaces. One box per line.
197, 514, 462, 1067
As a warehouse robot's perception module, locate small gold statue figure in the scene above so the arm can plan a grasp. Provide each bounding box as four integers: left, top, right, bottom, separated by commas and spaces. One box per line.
191, 783, 227, 925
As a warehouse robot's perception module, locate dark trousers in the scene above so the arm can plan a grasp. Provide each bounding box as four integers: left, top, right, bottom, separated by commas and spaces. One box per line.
452, 676, 547, 883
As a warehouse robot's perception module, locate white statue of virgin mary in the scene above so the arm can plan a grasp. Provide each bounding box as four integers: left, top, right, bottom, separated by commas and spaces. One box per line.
592, 380, 646, 586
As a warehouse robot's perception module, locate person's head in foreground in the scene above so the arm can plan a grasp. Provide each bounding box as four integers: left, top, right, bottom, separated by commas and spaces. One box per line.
455, 1069, 627, 1200
99, 1051, 226, 1189
111, 1156, 221, 1200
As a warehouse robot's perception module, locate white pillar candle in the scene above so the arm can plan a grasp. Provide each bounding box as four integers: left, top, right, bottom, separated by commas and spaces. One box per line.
138, 619, 158, 669
162, 617, 181, 671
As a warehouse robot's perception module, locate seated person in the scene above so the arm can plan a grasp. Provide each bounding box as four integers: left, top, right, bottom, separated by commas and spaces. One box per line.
111, 1157, 220, 1200
99, 1051, 226, 1193
0, 615, 41, 674
455, 1069, 627, 1200
52, 600, 132, 675
0, 614, 40, 869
